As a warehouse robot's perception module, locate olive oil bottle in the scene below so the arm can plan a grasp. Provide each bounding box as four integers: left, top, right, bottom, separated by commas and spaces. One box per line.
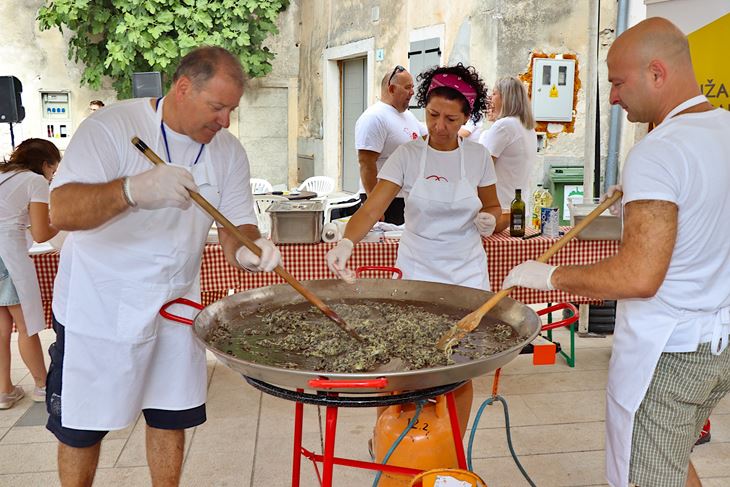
510, 188, 526, 237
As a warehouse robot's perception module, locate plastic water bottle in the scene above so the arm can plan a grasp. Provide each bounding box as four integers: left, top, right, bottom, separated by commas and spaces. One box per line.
531, 184, 544, 229
540, 186, 554, 210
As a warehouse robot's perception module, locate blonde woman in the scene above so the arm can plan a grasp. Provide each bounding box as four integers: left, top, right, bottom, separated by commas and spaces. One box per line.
479, 77, 537, 232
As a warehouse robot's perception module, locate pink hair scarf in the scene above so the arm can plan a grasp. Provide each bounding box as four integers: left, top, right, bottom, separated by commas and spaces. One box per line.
427, 73, 476, 111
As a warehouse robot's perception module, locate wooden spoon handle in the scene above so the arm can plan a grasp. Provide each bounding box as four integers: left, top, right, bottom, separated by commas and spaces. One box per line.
131, 137, 363, 342
437, 190, 623, 350
536, 191, 622, 263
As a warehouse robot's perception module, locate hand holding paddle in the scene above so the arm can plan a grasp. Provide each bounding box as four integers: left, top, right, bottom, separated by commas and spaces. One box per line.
436, 191, 623, 351
131, 136, 363, 342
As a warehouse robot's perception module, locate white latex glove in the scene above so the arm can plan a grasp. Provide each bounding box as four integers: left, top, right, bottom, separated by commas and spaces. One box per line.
325, 238, 356, 284
235, 237, 281, 273
600, 184, 623, 216
474, 212, 496, 237
502, 260, 557, 291
127, 164, 198, 210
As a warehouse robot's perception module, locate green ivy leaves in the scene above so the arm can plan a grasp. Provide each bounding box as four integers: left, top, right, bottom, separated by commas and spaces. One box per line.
37, 0, 289, 98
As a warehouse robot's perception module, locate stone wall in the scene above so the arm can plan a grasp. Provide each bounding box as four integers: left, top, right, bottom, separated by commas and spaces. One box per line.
295, 0, 622, 194
2, 0, 636, 196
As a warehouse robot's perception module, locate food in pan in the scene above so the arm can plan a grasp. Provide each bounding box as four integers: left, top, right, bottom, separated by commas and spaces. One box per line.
208, 299, 528, 373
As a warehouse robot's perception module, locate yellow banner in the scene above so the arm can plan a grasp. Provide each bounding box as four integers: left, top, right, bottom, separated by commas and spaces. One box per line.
688, 13, 730, 111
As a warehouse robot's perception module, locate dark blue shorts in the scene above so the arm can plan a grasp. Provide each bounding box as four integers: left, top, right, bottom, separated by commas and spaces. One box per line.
46, 315, 206, 448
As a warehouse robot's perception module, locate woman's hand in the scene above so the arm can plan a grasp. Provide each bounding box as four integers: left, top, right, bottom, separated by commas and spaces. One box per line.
325, 239, 356, 283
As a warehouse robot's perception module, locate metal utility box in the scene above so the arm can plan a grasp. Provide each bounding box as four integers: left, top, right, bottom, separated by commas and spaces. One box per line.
531, 58, 576, 122
547, 166, 584, 226
569, 198, 622, 240
40, 91, 72, 150
268, 200, 324, 244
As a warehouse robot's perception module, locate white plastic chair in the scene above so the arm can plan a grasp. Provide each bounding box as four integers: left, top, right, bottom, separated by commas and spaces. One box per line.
253, 194, 287, 237
323, 193, 361, 224
296, 176, 335, 197
250, 178, 273, 195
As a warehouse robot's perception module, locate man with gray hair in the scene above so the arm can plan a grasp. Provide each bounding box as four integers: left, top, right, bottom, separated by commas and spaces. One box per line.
46, 45, 280, 486
503, 17, 730, 487
355, 65, 426, 224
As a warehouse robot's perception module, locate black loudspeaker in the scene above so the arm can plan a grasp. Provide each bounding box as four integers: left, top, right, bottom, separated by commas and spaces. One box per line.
0, 76, 25, 123
132, 72, 163, 98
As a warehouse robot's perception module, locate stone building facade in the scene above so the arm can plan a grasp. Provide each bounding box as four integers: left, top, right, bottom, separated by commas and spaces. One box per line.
2, 0, 650, 199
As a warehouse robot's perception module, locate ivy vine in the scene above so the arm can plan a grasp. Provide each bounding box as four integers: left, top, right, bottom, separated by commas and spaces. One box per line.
37, 0, 290, 98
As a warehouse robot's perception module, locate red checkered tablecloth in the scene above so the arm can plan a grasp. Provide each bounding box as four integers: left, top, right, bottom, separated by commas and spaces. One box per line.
486, 228, 619, 304
32, 229, 619, 328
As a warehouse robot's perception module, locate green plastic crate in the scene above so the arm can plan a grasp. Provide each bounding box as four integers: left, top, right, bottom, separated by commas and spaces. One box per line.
547, 166, 584, 226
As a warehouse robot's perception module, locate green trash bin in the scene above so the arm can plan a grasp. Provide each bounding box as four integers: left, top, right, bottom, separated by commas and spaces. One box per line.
547, 166, 584, 226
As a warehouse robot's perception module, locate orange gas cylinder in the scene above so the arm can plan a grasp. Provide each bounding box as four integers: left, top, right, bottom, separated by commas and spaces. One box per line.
373, 382, 473, 487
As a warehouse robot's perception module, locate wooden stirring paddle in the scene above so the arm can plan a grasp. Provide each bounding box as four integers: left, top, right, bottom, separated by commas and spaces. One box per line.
436, 191, 623, 351
131, 136, 363, 342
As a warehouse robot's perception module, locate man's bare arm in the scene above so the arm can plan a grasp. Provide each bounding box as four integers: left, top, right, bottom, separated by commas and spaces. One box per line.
50, 181, 130, 231
358, 150, 380, 194
551, 200, 677, 300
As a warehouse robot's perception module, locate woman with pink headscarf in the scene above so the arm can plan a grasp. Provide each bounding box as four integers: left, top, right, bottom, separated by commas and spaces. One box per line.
327, 63, 501, 292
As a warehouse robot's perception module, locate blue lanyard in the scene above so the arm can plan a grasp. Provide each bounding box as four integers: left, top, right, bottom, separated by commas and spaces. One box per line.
156, 97, 205, 165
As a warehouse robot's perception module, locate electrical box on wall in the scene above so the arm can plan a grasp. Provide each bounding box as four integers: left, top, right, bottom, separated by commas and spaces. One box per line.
40, 91, 72, 150
531, 58, 575, 122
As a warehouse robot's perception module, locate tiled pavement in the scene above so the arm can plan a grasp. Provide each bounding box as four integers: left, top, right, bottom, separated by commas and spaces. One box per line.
0, 326, 728, 486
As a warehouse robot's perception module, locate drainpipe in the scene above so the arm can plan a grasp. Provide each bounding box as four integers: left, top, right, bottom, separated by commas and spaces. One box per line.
603, 0, 630, 190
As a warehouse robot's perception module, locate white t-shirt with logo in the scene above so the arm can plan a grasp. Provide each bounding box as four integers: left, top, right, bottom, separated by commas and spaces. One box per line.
377, 138, 496, 199
355, 101, 426, 195
479, 116, 536, 209
0, 171, 49, 227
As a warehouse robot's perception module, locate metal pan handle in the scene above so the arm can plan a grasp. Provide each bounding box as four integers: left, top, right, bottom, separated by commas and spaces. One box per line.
159, 298, 204, 326
355, 266, 403, 279
307, 377, 389, 389
537, 302, 579, 331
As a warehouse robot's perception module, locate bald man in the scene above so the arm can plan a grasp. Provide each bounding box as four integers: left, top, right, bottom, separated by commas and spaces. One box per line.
355, 66, 426, 224
503, 17, 730, 487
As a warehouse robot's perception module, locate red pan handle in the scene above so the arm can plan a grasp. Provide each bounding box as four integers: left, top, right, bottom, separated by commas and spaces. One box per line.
355, 266, 403, 279
308, 377, 389, 389
159, 298, 204, 326
537, 302, 579, 331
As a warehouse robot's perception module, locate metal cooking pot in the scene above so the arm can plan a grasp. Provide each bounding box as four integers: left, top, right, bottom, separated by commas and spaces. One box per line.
192, 279, 541, 393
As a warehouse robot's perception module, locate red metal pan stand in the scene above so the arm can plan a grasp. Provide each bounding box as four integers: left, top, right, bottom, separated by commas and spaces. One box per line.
244, 377, 468, 487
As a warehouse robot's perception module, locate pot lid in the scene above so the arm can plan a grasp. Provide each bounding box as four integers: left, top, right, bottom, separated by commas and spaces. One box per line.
267, 200, 324, 212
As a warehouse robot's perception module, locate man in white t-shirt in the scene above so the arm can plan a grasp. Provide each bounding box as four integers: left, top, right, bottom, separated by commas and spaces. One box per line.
458, 118, 483, 142
503, 18, 730, 487
45, 46, 281, 486
354, 66, 425, 224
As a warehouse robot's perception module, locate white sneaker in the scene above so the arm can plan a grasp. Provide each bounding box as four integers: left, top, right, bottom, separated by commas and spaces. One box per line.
0, 386, 25, 410
32, 386, 46, 403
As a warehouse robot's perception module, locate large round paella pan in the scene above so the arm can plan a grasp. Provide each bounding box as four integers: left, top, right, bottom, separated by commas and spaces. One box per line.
189, 279, 541, 393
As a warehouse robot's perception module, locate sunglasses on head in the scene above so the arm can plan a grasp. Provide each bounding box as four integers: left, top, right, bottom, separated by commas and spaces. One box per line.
388, 65, 406, 86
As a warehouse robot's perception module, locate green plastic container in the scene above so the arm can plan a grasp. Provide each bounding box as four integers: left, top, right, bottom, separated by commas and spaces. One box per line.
547, 166, 584, 225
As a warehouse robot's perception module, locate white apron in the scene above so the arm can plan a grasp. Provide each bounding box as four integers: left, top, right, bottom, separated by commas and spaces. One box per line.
0, 172, 46, 336
60, 98, 220, 430
605, 95, 726, 486
396, 137, 489, 290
